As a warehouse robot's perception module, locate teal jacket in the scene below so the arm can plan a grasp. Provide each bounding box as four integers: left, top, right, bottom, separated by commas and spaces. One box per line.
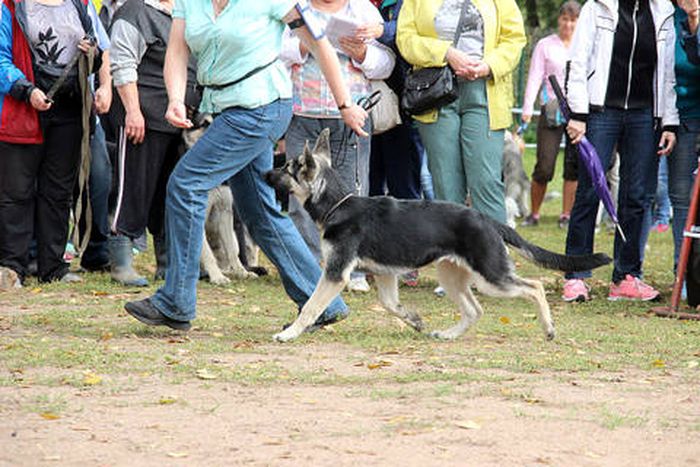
675, 8, 700, 121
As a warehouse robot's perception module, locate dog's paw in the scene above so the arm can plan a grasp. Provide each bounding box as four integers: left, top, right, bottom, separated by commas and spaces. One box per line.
210, 274, 231, 286
545, 328, 556, 341
273, 327, 301, 343
429, 330, 459, 340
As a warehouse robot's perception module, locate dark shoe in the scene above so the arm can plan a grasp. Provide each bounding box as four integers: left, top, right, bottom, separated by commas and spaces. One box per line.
521, 214, 539, 227
124, 298, 191, 331
79, 260, 111, 273
282, 308, 349, 332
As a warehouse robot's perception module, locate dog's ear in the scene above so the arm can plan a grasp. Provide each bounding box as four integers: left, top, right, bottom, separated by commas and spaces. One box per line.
312, 128, 332, 167
300, 141, 318, 181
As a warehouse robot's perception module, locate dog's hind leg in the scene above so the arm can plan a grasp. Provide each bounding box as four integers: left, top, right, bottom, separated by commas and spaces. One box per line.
273, 274, 348, 342
431, 261, 479, 340
374, 274, 424, 332
516, 277, 556, 340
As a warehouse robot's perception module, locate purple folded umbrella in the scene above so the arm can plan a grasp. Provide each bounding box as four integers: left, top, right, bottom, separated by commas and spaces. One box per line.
547, 75, 627, 242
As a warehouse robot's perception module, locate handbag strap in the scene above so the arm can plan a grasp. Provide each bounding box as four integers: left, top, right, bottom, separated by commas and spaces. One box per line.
452, 0, 471, 47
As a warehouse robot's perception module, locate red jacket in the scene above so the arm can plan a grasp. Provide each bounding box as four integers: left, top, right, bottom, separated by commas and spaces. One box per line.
0, 0, 42, 144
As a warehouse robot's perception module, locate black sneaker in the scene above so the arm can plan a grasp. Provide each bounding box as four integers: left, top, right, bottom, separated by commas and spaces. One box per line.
282, 308, 349, 333
521, 214, 540, 227
124, 298, 191, 331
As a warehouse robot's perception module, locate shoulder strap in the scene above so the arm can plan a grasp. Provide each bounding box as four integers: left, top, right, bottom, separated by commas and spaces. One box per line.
452, 0, 471, 46
203, 58, 278, 91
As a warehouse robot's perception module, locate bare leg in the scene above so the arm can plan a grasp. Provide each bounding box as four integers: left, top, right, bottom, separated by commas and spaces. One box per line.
273, 274, 348, 342
374, 274, 424, 331
530, 180, 547, 217
431, 261, 478, 340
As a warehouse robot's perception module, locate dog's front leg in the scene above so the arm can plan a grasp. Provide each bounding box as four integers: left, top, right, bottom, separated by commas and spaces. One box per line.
273, 275, 347, 342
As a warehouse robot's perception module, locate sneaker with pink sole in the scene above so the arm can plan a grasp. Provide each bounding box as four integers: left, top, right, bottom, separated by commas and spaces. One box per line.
608, 275, 660, 301
562, 278, 589, 302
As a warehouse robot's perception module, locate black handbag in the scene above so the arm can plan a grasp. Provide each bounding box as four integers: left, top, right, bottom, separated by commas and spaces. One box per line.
401, 0, 469, 115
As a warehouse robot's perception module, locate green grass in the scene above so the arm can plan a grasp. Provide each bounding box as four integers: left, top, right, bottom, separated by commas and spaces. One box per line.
1, 149, 698, 395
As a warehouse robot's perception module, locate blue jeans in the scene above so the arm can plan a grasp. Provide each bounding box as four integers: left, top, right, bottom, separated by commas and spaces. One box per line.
653, 156, 671, 225
668, 119, 700, 268
565, 108, 657, 282
151, 100, 347, 322
81, 119, 112, 268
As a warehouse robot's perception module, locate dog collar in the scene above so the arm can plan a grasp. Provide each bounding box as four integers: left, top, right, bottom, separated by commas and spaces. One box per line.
321, 193, 354, 225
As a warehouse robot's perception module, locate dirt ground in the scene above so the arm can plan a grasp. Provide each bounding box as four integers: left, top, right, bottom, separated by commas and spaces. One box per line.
2, 343, 699, 466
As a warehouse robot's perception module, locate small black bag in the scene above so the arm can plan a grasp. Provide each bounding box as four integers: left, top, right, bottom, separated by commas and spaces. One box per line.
401, 67, 458, 115
400, 0, 469, 116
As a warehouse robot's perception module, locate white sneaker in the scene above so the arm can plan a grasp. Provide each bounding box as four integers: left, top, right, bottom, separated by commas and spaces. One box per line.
434, 286, 446, 297
347, 276, 371, 293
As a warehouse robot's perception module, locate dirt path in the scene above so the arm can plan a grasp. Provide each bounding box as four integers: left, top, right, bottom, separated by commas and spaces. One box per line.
2, 345, 699, 466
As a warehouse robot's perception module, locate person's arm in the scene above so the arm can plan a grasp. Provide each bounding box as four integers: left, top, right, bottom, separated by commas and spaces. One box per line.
521, 40, 546, 122
164, 18, 193, 129
283, 6, 368, 136
396, 0, 452, 68
479, 0, 526, 82
679, 0, 700, 34
279, 26, 309, 67
566, 0, 596, 144
344, 40, 395, 80
110, 18, 148, 142
0, 3, 51, 111
95, 49, 112, 114
658, 21, 678, 156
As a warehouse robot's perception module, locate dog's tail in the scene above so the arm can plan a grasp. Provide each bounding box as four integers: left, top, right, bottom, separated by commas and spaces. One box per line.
491, 220, 612, 272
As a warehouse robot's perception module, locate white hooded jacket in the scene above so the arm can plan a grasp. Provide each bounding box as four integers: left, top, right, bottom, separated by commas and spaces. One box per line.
566, 0, 679, 127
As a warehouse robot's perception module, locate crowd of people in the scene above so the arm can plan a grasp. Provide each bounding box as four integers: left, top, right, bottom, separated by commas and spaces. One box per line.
1, 0, 699, 330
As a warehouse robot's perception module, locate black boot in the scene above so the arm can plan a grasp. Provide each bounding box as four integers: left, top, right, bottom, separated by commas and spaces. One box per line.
153, 235, 168, 281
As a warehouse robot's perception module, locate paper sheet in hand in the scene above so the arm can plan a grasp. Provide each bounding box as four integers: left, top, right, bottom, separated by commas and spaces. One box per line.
325, 15, 361, 48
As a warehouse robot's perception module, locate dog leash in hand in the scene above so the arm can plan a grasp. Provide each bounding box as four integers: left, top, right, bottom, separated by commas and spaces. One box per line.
45, 36, 96, 103
321, 193, 354, 226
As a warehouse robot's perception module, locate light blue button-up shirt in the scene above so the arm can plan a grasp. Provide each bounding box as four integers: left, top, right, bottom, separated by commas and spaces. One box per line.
173, 0, 296, 112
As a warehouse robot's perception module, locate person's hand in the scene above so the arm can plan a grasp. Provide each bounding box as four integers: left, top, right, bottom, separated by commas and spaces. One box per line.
521, 114, 532, 124
446, 47, 478, 78
165, 100, 193, 129
339, 36, 367, 63
299, 40, 309, 57
680, 0, 700, 33
94, 84, 112, 114
464, 60, 491, 80
125, 109, 146, 144
567, 119, 586, 144
77, 37, 96, 54
355, 22, 384, 41
657, 131, 676, 156
339, 103, 368, 137
29, 88, 52, 111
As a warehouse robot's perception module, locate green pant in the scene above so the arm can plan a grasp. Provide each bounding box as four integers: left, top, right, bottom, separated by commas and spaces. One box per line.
417, 79, 506, 223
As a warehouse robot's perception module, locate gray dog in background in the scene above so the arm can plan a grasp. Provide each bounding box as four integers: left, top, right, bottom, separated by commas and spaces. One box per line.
503, 131, 530, 229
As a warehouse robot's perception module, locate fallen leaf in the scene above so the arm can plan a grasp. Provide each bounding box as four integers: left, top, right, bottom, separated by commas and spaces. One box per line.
159, 397, 177, 405
99, 331, 113, 341
367, 360, 393, 370
196, 369, 218, 380
167, 452, 189, 458
40, 412, 60, 420
92, 291, 109, 297
30, 287, 42, 294
82, 373, 102, 386
499, 316, 511, 324
652, 359, 666, 368
455, 420, 481, 430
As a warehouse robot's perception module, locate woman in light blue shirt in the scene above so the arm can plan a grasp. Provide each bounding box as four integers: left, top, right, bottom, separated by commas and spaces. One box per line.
123, 0, 368, 336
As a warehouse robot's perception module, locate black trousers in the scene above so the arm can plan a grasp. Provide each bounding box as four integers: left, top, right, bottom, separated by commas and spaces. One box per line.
369, 121, 422, 199
113, 128, 182, 240
0, 103, 82, 282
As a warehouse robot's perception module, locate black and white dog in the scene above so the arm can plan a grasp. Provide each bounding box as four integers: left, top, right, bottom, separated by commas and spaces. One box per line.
265, 129, 611, 343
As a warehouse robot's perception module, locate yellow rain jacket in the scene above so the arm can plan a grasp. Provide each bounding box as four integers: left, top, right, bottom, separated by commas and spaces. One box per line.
397, 0, 526, 129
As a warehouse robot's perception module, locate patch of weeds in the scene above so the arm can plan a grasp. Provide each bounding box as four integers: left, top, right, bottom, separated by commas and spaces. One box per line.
599, 407, 649, 430
25, 393, 68, 416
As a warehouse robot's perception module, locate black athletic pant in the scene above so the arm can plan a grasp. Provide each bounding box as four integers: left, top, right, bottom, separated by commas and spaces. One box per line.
0, 102, 82, 282
113, 128, 182, 240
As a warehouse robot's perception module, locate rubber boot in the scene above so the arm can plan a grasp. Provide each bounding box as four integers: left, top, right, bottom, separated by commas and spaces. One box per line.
153, 235, 168, 281
109, 235, 149, 287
